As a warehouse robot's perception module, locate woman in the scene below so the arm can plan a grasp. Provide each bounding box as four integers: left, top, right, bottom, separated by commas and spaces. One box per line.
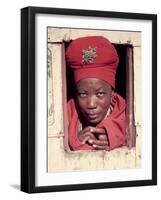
66, 36, 126, 151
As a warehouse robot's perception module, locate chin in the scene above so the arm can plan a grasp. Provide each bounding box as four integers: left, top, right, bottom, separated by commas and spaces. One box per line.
82, 113, 105, 125
87, 118, 102, 125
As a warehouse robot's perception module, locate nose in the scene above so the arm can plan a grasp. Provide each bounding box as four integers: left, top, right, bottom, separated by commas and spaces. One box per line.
87, 95, 97, 109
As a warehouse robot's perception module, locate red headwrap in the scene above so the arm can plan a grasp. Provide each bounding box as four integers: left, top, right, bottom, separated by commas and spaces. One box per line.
66, 36, 119, 88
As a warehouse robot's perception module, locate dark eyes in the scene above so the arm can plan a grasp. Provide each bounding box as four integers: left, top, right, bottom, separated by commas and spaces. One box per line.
77, 92, 106, 98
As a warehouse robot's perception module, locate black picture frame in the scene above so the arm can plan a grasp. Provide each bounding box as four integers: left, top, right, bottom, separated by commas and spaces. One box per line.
21, 6, 157, 193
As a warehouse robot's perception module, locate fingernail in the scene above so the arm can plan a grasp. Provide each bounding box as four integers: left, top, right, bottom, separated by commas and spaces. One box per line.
93, 144, 97, 148
88, 139, 93, 144
90, 128, 93, 132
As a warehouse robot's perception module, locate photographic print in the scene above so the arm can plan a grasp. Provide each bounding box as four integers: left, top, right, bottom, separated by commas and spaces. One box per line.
21, 6, 157, 193
47, 27, 140, 172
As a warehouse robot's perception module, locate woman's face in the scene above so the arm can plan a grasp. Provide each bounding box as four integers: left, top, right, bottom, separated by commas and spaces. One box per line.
76, 78, 112, 125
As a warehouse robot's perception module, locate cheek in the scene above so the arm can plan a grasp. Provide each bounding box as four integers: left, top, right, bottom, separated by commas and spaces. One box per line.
76, 98, 86, 110
99, 97, 111, 110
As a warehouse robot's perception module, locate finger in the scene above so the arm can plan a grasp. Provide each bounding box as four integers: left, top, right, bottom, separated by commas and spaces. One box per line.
92, 144, 106, 150
81, 135, 90, 144
92, 139, 108, 146
80, 126, 95, 135
81, 132, 96, 144
98, 134, 108, 141
91, 127, 106, 134
84, 132, 96, 139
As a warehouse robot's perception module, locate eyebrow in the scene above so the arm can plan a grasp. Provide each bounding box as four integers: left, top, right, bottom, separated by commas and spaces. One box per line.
76, 89, 88, 92
76, 87, 108, 92
95, 87, 106, 91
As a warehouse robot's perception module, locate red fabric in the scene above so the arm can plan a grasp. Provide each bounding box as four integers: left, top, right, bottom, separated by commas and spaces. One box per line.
66, 36, 119, 88
67, 93, 126, 151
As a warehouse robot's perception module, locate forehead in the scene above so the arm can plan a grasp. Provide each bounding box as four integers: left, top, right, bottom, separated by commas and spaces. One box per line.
76, 78, 111, 89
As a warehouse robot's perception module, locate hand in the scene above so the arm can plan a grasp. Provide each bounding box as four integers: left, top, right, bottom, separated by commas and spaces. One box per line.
89, 127, 109, 150
78, 126, 109, 150
78, 126, 97, 145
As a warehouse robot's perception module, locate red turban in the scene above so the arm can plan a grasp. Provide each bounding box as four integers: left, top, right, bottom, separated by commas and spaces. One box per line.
66, 36, 119, 88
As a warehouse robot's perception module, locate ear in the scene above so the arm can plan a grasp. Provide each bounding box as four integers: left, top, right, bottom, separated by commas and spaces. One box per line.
111, 89, 114, 103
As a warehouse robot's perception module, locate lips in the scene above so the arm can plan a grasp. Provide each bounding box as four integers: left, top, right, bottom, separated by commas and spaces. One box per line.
87, 113, 99, 119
